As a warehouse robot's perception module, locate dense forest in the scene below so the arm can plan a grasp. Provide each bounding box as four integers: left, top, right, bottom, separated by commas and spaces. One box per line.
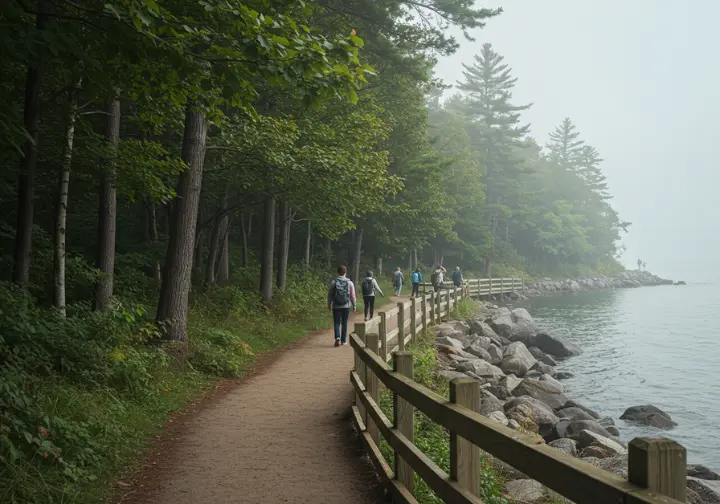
0, 0, 628, 501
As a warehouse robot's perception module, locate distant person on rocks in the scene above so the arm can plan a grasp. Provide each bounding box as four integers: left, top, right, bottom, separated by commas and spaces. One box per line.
327, 265, 356, 347
361, 270, 384, 321
393, 266, 404, 296
431, 265, 446, 292
452, 266, 463, 287
411, 267, 423, 297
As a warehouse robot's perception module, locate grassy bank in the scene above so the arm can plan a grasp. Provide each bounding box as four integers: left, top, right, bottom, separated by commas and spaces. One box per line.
0, 267, 331, 504
375, 299, 508, 504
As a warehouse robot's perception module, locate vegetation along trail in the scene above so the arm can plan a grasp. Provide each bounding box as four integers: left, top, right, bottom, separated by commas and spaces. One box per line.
125, 299, 402, 504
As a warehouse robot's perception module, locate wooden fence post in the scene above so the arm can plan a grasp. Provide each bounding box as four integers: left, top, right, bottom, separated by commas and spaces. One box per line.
488, 277, 493, 301
429, 290, 435, 327
628, 438, 686, 502
521, 277, 525, 295
445, 287, 451, 319
453, 286, 458, 312
421, 294, 427, 333
379, 312, 388, 362
398, 302, 406, 351
365, 332, 380, 447
410, 297, 417, 346
450, 378, 481, 497
355, 322, 367, 426
393, 352, 414, 493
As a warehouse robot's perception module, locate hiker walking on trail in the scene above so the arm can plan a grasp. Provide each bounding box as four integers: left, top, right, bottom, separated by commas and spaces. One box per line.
327, 265, 356, 346
452, 266, 464, 287
393, 266, 404, 296
411, 267, 423, 297
361, 270, 384, 321
431, 265, 446, 292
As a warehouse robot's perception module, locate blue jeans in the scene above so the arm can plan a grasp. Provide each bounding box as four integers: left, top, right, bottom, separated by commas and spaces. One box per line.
333, 308, 350, 343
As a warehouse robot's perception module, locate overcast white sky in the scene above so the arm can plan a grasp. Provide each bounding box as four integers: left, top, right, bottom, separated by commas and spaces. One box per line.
434, 0, 719, 282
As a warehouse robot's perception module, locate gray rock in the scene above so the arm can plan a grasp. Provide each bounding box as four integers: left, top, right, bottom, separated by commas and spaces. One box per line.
578, 430, 626, 454
501, 342, 537, 377
488, 384, 512, 400
537, 374, 563, 392
564, 420, 615, 442
480, 390, 505, 416
582, 454, 628, 479
557, 407, 596, 422
528, 346, 546, 359
470, 320, 500, 340
487, 410, 509, 426
437, 370, 468, 381
581, 444, 615, 459
598, 417, 615, 427
506, 404, 539, 434
508, 419, 522, 430
534, 332, 583, 357
504, 396, 559, 437
561, 400, 601, 419
605, 426, 620, 437
486, 344, 504, 365
449, 320, 471, 335
453, 359, 505, 383
539, 354, 558, 367
511, 308, 537, 345
490, 307, 514, 339
620, 405, 678, 428
505, 479, 544, 502
548, 438, 578, 457
512, 378, 569, 409
435, 335, 464, 351
465, 343, 492, 361
688, 465, 720, 480
501, 374, 523, 393
532, 362, 557, 378
545, 419, 571, 442
688, 478, 720, 504
555, 371, 574, 380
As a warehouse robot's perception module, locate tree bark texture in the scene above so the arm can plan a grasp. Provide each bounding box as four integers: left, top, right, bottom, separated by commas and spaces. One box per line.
93, 99, 120, 312
352, 227, 363, 284
13, 5, 46, 288
276, 200, 290, 290
240, 211, 248, 267
217, 221, 230, 283
156, 109, 208, 341
53, 81, 79, 315
205, 195, 227, 285
304, 220, 311, 267
259, 198, 275, 303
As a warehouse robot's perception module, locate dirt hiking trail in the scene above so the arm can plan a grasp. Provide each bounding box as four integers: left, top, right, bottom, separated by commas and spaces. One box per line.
125, 298, 404, 504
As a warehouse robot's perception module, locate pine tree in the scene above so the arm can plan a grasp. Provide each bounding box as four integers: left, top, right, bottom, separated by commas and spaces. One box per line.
546, 117, 584, 170
577, 145, 610, 198
456, 43, 531, 275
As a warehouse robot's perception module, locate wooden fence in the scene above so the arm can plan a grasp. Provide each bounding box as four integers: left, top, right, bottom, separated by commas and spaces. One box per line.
421, 277, 525, 298
350, 279, 687, 504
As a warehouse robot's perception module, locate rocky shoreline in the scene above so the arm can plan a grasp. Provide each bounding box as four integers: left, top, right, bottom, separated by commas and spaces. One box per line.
434, 302, 718, 503
522, 269, 677, 298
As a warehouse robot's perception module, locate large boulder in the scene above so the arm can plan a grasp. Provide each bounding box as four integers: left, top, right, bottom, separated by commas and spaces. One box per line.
486, 344, 504, 365
545, 419, 571, 442
563, 420, 615, 442
453, 359, 505, 383
480, 390, 505, 416
465, 343, 492, 362
435, 335, 465, 351
490, 307, 514, 339
506, 404, 539, 433
487, 410, 509, 426
549, 438, 578, 457
501, 374, 523, 393
528, 347, 559, 367
561, 400, 601, 419
578, 430, 627, 454
501, 342, 537, 377
504, 396, 559, 437
620, 405, 677, 428
581, 444, 616, 459
448, 320, 471, 335
438, 370, 468, 381
470, 319, 500, 339
511, 308, 538, 346
557, 407, 596, 422
688, 465, 720, 480
534, 332, 583, 358
505, 480, 544, 502
512, 378, 568, 409
582, 454, 628, 479
555, 371, 574, 380
532, 362, 557, 378
537, 374, 563, 393
687, 478, 720, 504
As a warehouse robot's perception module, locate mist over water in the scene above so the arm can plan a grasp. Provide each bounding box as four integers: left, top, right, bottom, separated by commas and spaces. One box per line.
519, 285, 720, 468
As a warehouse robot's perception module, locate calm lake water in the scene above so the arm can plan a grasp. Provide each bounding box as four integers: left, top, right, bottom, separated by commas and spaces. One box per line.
518, 284, 719, 468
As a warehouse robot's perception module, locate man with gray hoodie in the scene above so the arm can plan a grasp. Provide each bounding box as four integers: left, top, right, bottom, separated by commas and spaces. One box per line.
360, 270, 384, 321
327, 265, 356, 346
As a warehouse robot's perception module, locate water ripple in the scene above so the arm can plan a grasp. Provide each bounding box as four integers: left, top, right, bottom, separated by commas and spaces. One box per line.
519, 285, 720, 468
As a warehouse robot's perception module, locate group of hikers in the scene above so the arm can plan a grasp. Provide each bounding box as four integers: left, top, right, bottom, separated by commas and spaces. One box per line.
326, 263, 464, 347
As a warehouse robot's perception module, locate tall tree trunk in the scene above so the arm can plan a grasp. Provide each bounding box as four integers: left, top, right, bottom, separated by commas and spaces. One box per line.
408, 252, 412, 271
156, 109, 208, 342
217, 220, 230, 283
352, 227, 363, 284
193, 205, 204, 271
162, 201, 172, 237
247, 213, 252, 238
276, 201, 290, 290
205, 195, 227, 285
326, 237, 332, 270
13, 5, 47, 288
53, 81, 79, 315
304, 220, 311, 267
259, 198, 275, 303
143, 197, 161, 280
240, 211, 248, 267
93, 99, 120, 311
377, 257, 382, 277
414, 248, 418, 268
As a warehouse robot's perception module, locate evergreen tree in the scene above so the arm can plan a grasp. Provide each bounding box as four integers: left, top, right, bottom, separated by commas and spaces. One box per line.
546, 117, 584, 170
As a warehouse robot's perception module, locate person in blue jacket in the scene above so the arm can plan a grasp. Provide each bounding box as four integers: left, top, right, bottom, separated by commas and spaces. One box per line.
452, 266, 464, 287
411, 267, 423, 297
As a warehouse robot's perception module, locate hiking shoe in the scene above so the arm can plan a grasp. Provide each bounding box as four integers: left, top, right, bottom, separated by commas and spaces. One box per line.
334, 339, 340, 347
342, 341, 348, 346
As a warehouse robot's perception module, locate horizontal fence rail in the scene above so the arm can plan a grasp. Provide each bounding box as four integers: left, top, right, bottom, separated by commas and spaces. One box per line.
350, 278, 687, 504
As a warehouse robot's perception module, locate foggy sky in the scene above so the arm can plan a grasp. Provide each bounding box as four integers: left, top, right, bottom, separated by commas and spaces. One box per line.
434, 1, 719, 282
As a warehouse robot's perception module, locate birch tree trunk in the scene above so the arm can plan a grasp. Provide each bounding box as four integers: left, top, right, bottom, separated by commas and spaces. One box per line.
53, 81, 79, 315
13, 3, 47, 288
156, 109, 208, 342
276, 200, 290, 290
93, 99, 120, 312
259, 198, 275, 303
304, 220, 311, 267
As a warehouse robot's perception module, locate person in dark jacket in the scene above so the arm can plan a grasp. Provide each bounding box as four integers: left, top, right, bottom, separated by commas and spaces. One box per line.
360, 270, 384, 321
327, 265, 356, 346
411, 267, 423, 297
452, 266, 464, 287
